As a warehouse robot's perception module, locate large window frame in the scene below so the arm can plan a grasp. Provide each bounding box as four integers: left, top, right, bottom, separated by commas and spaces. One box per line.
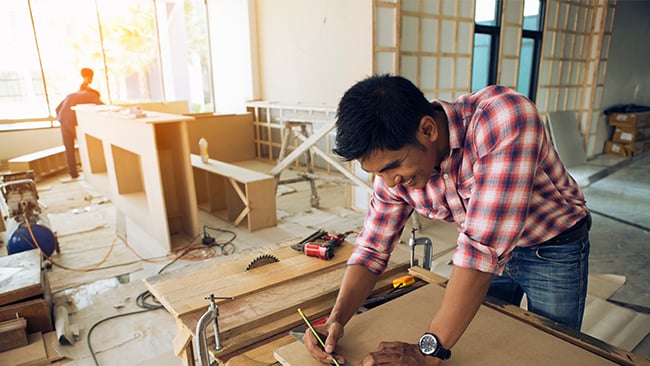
517, 0, 546, 102
0, 0, 252, 132
471, 0, 502, 92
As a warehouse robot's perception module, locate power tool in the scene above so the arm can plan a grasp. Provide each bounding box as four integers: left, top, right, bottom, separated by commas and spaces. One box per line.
300, 231, 353, 260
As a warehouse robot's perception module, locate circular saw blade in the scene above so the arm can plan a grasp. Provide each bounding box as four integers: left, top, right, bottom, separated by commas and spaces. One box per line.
246, 254, 280, 271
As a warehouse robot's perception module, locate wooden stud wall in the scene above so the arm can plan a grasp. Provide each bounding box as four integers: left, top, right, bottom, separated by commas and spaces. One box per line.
536, 0, 616, 157
245, 101, 337, 173
498, 1, 524, 90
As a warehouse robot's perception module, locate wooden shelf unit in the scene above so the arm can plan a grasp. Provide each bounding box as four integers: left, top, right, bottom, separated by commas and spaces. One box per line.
190, 154, 276, 232
73, 104, 200, 253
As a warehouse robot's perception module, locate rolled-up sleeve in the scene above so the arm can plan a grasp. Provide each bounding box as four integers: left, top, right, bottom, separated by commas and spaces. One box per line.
348, 179, 413, 274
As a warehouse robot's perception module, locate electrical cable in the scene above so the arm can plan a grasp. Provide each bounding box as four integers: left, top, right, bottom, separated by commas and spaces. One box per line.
85, 226, 237, 365
21, 215, 240, 364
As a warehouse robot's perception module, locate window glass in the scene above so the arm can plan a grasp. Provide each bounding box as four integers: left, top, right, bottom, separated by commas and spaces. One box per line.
95, 0, 162, 103
0, 2, 49, 119
517, 38, 534, 97
523, 0, 542, 31
475, 0, 499, 27
471, 33, 492, 92
30, 0, 104, 114
155, 0, 213, 113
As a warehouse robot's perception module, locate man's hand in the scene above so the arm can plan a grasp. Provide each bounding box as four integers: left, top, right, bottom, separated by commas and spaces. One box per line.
359, 341, 441, 366
303, 321, 346, 365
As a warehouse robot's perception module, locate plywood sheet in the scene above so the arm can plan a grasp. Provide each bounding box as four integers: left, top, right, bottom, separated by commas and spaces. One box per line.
274, 284, 617, 365
546, 111, 587, 168
0, 249, 43, 306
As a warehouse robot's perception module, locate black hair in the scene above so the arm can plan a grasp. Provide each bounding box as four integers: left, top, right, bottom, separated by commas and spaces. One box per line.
333, 74, 435, 161
81, 68, 94, 78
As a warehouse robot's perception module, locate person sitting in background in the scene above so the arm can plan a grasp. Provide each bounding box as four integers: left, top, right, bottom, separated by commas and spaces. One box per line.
55, 89, 103, 181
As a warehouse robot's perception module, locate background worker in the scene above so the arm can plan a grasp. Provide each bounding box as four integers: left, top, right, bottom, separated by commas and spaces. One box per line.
304, 74, 591, 365
55, 88, 103, 181
79, 67, 97, 93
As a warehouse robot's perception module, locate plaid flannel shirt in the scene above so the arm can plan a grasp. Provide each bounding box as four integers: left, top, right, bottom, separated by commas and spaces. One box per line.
348, 86, 588, 275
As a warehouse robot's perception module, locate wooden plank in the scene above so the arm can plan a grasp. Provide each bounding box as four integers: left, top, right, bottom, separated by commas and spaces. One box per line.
0, 317, 28, 352
196, 264, 410, 363
409, 267, 649, 366
0, 298, 53, 334
274, 284, 619, 366
145, 244, 353, 318
0, 249, 43, 306
0, 332, 47, 366
270, 121, 336, 176
191, 154, 272, 183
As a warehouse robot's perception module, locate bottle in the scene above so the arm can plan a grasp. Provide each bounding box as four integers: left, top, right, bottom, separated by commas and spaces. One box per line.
199, 137, 209, 163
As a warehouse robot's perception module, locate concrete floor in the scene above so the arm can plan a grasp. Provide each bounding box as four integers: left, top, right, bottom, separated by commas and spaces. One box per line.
577, 153, 650, 358
1, 151, 649, 363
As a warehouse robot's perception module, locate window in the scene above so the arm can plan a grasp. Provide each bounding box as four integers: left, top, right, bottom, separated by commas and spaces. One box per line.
517, 0, 545, 101
0, 0, 228, 131
471, 0, 502, 92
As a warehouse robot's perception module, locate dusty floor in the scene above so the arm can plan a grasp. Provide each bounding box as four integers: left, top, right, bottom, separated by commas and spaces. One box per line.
1, 152, 649, 365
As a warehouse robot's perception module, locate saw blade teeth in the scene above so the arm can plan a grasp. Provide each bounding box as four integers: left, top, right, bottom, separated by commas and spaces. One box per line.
246, 254, 280, 270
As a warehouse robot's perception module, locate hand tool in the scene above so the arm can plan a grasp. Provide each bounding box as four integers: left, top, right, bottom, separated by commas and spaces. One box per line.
297, 308, 341, 366
291, 229, 328, 252
392, 275, 416, 289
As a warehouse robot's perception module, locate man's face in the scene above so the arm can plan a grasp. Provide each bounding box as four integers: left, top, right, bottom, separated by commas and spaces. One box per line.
359, 140, 439, 189
358, 114, 448, 189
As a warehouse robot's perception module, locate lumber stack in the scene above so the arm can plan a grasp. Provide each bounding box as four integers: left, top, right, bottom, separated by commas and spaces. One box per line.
0, 249, 53, 353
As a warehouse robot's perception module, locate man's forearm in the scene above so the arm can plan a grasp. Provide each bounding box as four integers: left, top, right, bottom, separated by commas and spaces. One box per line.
428, 266, 493, 349
329, 264, 379, 326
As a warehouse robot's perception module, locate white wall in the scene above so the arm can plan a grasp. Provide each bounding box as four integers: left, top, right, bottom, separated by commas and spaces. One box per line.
254, 0, 373, 106
0, 128, 61, 162
602, 1, 650, 108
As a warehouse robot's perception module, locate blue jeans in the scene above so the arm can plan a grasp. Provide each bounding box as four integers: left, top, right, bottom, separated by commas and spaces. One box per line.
487, 234, 590, 330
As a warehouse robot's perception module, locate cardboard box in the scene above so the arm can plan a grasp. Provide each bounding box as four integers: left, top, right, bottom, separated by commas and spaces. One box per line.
604, 140, 650, 157
608, 111, 650, 129
612, 126, 650, 143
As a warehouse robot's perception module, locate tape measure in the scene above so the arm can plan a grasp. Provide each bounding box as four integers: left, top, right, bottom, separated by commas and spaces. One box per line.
392, 275, 415, 289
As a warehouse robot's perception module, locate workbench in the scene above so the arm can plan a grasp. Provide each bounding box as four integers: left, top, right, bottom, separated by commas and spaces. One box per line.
143, 243, 647, 366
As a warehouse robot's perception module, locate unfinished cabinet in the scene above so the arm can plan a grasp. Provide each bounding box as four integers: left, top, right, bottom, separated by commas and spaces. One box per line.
73, 104, 200, 254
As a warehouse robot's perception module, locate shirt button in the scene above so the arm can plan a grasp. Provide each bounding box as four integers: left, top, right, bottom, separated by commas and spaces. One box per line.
443, 173, 449, 179
428, 212, 435, 218
460, 222, 465, 228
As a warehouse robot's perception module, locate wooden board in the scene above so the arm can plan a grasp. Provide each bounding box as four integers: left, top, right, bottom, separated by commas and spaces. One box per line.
274, 284, 618, 366
0, 332, 47, 366
0, 249, 43, 306
0, 298, 53, 334
145, 243, 354, 318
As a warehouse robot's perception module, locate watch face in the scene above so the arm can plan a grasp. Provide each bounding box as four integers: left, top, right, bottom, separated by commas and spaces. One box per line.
419, 333, 438, 355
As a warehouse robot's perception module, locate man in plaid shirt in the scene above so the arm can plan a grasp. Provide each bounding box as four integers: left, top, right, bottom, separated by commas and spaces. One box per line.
304, 75, 591, 365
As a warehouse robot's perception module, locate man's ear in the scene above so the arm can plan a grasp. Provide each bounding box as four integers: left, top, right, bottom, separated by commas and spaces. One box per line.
419, 115, 438, 142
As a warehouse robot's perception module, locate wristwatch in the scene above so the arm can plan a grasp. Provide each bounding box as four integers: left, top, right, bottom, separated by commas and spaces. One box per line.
418, 332, 451, 360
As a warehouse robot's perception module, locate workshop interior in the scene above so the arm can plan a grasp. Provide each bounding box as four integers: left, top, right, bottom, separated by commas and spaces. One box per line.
0, 0, 649, 365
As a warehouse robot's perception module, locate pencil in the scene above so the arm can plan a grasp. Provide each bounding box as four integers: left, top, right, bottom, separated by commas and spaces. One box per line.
297, 308, 341, 366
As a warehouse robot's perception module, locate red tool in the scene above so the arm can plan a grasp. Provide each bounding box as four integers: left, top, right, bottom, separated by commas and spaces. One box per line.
303, 231, 353, 260
304, 242, 335, 260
